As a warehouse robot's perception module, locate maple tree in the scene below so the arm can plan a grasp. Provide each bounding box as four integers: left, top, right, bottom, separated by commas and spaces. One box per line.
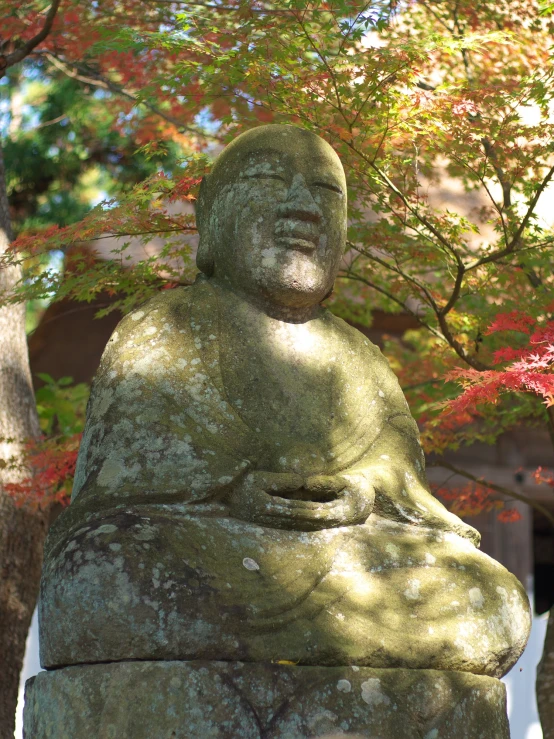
3, 0, 554, 735
8, 0, 554, 515
3, 73, 188, 234
3, 373, 87, 510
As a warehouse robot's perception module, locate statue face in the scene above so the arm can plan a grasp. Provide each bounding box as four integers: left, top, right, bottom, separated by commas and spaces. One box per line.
202, 126, 347, 311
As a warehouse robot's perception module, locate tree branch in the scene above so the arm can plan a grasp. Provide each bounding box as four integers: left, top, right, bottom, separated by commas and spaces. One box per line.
481, 137, 512, 209
340, 270, 447, 343
348, 240, 486, 370
429, 460, 554, 528
464, 163, 554, 272
508, 163, 554, 251
439, 261, 465, 316
336, 2, 373, 57
33, 113, 68, 130
418, 1, 453, 33
0, 0, 61, 78
348, 144, 461, 258
294, 12, 347, 125
42, 53, 223, 142
351, 241, 441, 312
435, 311, 488, 370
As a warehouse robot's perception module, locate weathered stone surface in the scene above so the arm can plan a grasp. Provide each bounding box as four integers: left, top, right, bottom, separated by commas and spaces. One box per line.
39, 276, 530, 674
24, 661, 510, 739
40, 499, 529, 676
30, 125, 530, 737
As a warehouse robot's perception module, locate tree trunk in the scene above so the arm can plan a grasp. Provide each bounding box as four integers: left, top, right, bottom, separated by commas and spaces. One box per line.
538, 609, 554, 737
0, 140, 47, 738
536, 410, 554, 736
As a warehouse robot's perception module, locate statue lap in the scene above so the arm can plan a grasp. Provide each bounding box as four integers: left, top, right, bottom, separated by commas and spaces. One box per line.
39, 502, 527, 679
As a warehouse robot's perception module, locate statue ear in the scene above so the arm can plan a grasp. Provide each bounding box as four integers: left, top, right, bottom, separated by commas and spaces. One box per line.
195, 175, 215, 277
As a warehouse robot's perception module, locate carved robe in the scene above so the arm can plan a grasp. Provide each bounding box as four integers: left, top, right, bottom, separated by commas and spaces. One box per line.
39, 280, 530, 677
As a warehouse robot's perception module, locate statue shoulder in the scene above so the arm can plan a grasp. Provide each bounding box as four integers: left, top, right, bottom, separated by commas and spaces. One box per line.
325, 310, 414, 421
100, 284, 207, 362
117, 285, 194, 332
324, 310, 385, 362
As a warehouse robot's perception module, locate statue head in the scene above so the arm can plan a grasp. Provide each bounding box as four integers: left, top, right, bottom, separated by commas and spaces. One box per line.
195, 125, 347, 313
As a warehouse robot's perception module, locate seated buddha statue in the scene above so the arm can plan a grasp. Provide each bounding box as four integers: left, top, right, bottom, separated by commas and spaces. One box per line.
39, 124, 530, 680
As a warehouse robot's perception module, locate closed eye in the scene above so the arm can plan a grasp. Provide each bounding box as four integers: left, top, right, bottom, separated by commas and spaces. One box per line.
313, 181, 343, 195
243, 173, 286, 182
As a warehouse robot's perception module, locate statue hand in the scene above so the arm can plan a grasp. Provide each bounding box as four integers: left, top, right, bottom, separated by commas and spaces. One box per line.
226, 470, 374, 531
304, 472, 374, 502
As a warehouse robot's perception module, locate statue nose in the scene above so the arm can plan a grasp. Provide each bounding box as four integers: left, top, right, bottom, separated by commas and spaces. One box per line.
276, 174, 323, 224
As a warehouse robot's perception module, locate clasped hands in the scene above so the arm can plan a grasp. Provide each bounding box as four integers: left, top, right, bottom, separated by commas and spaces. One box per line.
226, 469, 375, 531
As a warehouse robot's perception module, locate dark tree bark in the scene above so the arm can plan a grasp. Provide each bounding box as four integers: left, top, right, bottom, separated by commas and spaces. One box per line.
538, 609, 554, 737
0, 140, 47, 738
536, 409, 554, 736
0, 5, 63, 729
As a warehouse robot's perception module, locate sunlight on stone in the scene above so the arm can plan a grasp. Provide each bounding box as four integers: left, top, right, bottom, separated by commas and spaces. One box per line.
24, 125, 531, 738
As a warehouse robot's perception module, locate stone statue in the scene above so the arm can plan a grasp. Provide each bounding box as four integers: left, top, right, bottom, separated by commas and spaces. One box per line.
25, 126, 531, 738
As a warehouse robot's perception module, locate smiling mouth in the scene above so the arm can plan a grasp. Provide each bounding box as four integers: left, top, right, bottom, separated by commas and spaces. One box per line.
275, 236, 317, 253
274, 219, 319, 252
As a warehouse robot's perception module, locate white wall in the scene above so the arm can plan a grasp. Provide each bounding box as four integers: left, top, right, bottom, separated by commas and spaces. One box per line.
15, 609, 40, 739
504, 611, 548, 739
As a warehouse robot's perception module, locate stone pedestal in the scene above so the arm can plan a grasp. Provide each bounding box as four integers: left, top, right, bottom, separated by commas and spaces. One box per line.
24, 660, 510, 738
